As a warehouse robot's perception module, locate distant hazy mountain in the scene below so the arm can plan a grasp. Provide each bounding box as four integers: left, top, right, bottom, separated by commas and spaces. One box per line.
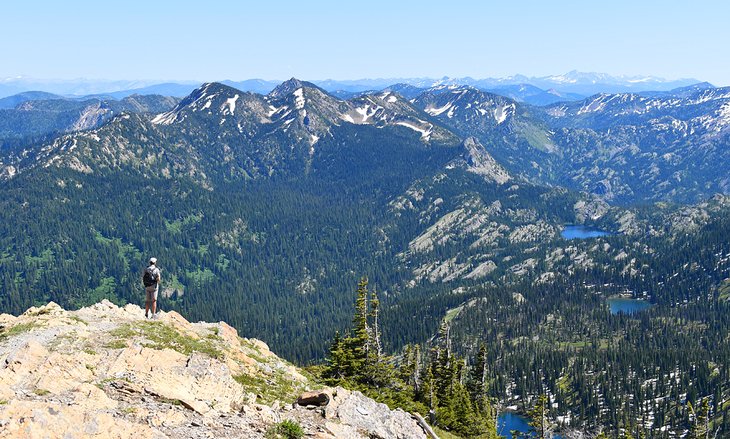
0, 91, 63, 109
0, 78, 173, 98
0, 94, 179, 150
313, 71, 702, 97
102, 83, 199, 99
481, 84, 585, 105
1, 71, 702, 100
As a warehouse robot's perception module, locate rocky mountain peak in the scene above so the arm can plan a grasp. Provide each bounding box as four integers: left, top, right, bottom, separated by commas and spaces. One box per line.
151, 81, 247, 125
268, 78, 319, 100
458, 137, 511, 184
0, 300, 430, 438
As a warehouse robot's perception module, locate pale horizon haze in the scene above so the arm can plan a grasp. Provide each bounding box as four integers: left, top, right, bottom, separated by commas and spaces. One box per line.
2, 0, 729, 86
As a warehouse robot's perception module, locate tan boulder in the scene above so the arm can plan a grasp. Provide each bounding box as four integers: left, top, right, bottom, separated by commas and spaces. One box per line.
71, 383, 118, 410
33, 351, 94, 394
0, 313, 17, 328
21, 301, 65, 317
322, 422, 364, 439
4, 339, 49, 372
216, 321, 241, 347
107, 347, 246, 415
150, 408, 188, 427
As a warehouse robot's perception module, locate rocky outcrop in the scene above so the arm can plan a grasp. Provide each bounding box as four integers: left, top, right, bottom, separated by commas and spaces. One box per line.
0, 301, 431, 438
291, 387, 428, 439
459, 137, 511, 184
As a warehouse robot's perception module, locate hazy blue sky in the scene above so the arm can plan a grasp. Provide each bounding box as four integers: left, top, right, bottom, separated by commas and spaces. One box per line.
2, 0, 729, 85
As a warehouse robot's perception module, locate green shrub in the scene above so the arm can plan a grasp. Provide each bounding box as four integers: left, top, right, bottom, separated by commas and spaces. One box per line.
265, 419, 304, 439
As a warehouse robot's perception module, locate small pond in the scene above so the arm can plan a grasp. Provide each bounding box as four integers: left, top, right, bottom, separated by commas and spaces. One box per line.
498, 412, 564, 438
608, 298, 653, 315
561, 225, 613, 240
498, 412, 532, 438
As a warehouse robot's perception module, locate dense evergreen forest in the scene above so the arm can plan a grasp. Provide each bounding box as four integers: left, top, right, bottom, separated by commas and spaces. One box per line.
2, 159, 727, 436
443, 212, 730, 437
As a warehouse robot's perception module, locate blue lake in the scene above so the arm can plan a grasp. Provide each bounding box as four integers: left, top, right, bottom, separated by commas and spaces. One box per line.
498, 412, 564, 438
608, 298, 653, 315
561, 225, 612, 240
498, 412, 532, 438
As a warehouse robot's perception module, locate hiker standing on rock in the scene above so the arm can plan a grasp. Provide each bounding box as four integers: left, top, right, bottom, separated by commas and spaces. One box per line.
143, 257, 162, 319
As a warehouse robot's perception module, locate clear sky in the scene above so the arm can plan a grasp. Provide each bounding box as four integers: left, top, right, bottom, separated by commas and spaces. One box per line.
2, 0, 729, 85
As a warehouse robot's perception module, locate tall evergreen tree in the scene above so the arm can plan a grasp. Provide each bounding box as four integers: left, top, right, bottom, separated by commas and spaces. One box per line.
528, 394, 553, 439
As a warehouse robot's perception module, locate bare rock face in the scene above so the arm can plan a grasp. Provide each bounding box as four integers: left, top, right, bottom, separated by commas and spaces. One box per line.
288, 387, 429, 439
0, 301, 431, 438
323, 387, 428, 439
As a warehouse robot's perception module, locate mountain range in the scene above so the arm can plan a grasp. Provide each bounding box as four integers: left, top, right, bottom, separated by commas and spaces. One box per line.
1, 71, 704, 104
0, 76, 729, 435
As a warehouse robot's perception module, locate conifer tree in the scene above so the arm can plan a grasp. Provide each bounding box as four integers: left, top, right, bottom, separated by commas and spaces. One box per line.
528, 394, 552, 439
323, 330, 346, 380
468, 343, 490, 412
348, 277, 370, 376
689, 398, 711, 439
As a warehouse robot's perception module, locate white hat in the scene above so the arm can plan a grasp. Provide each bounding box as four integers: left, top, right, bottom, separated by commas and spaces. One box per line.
149, 257, 157, 265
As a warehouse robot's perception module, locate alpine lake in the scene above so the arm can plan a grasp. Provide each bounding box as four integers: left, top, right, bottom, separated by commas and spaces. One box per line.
607, 297, 653, 315
498, 412, 565, 438
561, 224, 613, 240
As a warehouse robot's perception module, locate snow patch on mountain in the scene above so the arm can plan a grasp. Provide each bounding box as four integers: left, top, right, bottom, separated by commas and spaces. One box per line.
354, 104, 379, 123
396, 121, 433, 140
494, 103, 515, 124
223, 94, 239, 115
294, 88, 305, 110
425, 102, 454, 116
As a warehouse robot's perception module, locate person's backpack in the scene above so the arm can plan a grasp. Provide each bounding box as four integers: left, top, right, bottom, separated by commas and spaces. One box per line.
142, 266, 158, 287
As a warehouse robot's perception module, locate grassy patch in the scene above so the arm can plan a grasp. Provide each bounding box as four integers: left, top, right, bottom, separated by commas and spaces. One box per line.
158, 397, 183, 406
443, 304, 464, 325
215, 254, 230, 271
206, 327, 221, 340
233, 370, 304, 405
164, 213, 203, 234
92, 231, 141, 273
433, 426, 463, 439
104, 321, 223, 359
557, 374, 572, 393
24, 248, 54, 265
0, 322, 40, 341
186, 268, 215, 285
104, 339, 128, 349
69, 315, 89, 326
103, 323, 138, 349
137, 321, 223, 359
33, 388, 51, 396
90, 277, 117, 303
718, 279, 730, 301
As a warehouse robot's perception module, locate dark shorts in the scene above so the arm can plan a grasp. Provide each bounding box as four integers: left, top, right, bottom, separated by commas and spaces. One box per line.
145, 285, 159, 302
